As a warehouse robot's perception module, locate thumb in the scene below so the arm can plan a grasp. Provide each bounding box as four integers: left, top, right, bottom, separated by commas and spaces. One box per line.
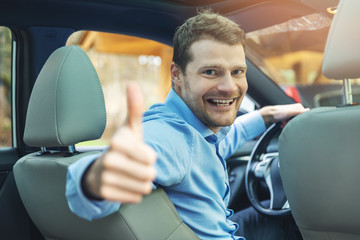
126, 82, 144, 140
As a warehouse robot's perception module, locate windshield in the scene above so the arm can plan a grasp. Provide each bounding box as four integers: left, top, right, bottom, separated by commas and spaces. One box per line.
244, 12, 360, 107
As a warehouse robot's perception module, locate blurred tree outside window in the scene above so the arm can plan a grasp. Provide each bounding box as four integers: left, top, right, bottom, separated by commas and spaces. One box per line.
0, 27, 12, 147
67, 31, 173, 147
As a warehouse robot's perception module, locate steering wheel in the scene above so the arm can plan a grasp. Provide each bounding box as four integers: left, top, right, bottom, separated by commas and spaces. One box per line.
245, 123, 291, 217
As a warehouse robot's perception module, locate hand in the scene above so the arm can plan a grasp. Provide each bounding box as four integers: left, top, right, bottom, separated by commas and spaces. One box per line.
259, 103, 309, 125
83, 83, 157, 203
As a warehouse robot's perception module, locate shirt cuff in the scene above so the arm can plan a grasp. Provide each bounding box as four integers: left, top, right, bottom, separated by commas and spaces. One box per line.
236, 110, 266, 140
65, 153, 121, 221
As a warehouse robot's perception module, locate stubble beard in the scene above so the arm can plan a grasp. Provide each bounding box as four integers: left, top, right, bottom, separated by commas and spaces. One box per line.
183, 90, 241, 130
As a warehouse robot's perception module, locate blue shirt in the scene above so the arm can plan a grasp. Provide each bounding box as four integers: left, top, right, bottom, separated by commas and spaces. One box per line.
66, 89, 266, 240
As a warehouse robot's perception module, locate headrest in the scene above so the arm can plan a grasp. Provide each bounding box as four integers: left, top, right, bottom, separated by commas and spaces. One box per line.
322, 0, 360, 79
24, 46, 106, 147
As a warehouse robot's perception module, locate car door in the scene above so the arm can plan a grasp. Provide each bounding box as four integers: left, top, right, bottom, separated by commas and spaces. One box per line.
0, 25, 74, 240
0, 25, 36, 240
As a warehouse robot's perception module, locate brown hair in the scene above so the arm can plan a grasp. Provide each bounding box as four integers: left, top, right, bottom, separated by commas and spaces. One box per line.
172, 9, 246, 74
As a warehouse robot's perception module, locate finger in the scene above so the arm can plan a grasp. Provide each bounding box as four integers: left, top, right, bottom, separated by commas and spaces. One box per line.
272, 104, 307, 121
126, 82, 144, 140
111, 128, 157, 165
100, 185, 144, 203
285, 104, 309, 117
102, 151, 157, 181
101, 171, 153, 195
281, 119, 290, 128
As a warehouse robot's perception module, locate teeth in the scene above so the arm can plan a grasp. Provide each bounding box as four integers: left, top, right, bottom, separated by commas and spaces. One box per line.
210, 99, 234, 106
213, 99, 232, 104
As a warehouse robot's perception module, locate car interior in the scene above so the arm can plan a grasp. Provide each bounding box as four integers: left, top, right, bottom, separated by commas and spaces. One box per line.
0, 0, 356, 239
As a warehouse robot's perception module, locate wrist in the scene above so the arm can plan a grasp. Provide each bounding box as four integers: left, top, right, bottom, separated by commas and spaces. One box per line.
81, 161, 104, 201
259, 107, 274, 125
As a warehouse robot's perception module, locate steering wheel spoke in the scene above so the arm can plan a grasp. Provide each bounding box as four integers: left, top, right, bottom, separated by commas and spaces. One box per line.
253, 154, 273, 178
282, 200, 290, 210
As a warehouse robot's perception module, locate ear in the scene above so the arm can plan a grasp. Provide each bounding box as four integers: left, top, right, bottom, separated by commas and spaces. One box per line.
170, 62, 182, 89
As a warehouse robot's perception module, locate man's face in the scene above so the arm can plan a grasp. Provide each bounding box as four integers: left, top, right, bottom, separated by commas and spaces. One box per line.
172, 38, 248, 133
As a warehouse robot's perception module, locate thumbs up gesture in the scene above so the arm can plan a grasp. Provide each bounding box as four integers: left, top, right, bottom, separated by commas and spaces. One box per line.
83, 83, 157, 203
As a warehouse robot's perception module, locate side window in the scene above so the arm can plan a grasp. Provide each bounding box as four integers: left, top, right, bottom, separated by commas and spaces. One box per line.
243, 12, 358, 108
67, 31, 257, 148
67, 31, 173, 147
240, 95, 256, 113
0, 27, 12, 147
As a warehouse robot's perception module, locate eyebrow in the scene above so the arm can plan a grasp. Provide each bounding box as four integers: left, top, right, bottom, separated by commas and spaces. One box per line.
200, 64, 247, 69
200, 64, 222, 69
237, 65, 247, 70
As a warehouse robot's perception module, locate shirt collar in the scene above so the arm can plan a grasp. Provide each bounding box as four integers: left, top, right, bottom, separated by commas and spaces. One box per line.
164, 88, 232, 143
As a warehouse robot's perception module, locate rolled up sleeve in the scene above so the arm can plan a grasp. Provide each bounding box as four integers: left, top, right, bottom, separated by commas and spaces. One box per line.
236, 110, 266, 141
65, 154, 121, 221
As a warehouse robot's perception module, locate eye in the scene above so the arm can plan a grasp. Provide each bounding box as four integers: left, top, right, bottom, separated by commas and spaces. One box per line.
203, 69, 216, 75
233, 69, 244, 75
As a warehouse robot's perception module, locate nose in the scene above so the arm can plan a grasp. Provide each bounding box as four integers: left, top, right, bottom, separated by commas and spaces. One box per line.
217, 72, 238, 92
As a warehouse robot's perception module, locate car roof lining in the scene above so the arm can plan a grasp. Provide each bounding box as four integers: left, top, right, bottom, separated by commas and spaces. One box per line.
0, 0, 323, 39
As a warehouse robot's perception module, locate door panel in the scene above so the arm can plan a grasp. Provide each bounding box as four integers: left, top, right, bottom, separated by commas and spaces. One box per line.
0, 149, 35, 240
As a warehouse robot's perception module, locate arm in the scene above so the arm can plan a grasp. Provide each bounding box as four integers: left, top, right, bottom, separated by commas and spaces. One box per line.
221, 103, 309, 158
221, 110, 266, 159
259, 103, 309, 125
66, 153, 122, 220
66, 83, 157, 220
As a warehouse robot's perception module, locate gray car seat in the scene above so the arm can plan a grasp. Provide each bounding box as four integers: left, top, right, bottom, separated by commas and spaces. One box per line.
279, 0, 360, 239
13, 45, 199, 240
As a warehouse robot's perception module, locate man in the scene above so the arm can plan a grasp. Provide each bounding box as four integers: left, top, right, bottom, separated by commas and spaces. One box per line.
66, 9, 308, 239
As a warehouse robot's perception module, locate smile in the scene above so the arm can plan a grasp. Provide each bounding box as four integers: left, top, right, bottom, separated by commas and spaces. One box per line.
207, 98, 236, 107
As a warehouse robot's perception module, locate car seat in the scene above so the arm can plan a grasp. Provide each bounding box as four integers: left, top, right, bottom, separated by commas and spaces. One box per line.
279, 0, 360, 239
13, 45, 199, 240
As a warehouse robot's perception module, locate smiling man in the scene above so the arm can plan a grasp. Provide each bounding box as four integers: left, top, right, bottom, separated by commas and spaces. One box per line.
66, 9, 307, 240
173, 38, 248, 132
